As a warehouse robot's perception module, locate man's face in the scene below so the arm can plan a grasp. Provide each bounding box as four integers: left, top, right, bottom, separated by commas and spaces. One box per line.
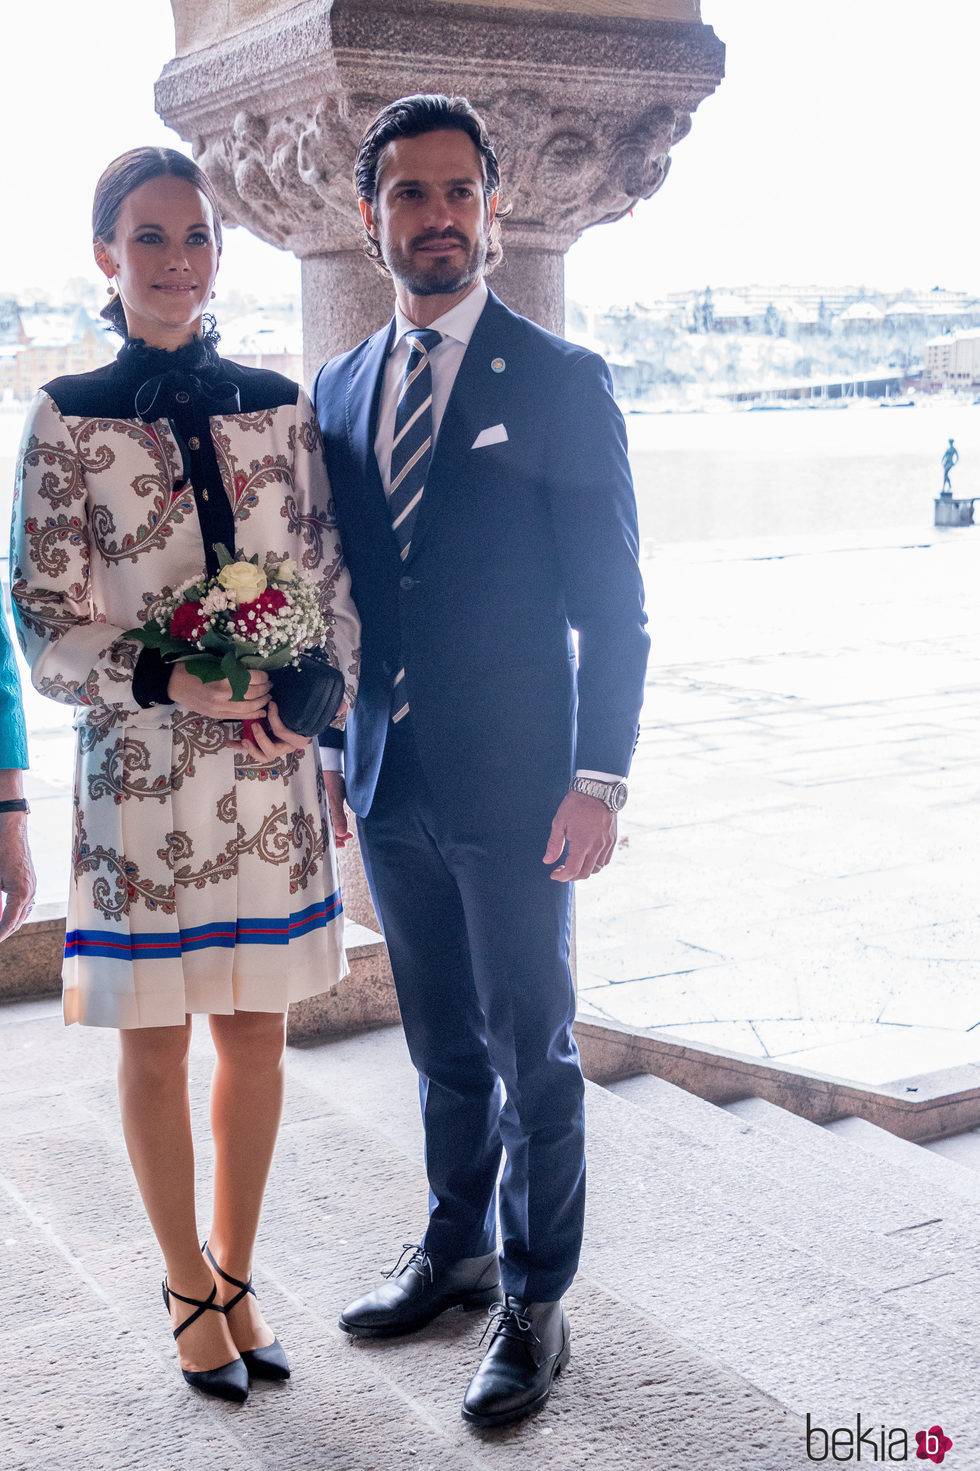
361, 128, 497, 299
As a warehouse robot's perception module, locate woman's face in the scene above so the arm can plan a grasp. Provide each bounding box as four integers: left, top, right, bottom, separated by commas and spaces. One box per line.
95, 174, 220, 349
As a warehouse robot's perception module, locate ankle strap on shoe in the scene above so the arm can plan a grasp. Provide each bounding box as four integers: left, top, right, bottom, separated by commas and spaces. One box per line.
163, 1279, 225, 1340
203, 1241, 256, 1311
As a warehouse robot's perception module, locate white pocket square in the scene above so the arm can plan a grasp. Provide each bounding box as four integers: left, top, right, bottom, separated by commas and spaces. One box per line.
471, 423, 509, 449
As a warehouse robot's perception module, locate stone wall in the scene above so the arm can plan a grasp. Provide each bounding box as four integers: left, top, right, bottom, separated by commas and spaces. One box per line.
172, 0, 704, 56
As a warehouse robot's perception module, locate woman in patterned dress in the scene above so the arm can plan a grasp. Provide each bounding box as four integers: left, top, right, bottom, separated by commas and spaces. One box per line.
10, 148, 359, 1401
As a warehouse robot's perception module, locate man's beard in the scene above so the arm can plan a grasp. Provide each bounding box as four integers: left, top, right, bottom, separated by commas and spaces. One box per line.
383, 228, 487, 298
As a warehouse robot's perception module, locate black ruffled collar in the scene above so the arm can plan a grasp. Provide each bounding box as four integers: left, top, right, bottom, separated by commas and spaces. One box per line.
114, 332, 219, 380
113, 335, 240, 423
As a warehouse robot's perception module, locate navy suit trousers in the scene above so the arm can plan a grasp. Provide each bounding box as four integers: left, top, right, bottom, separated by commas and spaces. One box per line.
356, 720, 586, 1303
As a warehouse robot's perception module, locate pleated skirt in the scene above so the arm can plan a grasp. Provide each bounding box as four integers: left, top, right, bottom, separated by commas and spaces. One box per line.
62, 708, 346, 1028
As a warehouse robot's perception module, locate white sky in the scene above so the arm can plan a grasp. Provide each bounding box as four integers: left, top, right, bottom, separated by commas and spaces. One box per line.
2, 0, 977, 308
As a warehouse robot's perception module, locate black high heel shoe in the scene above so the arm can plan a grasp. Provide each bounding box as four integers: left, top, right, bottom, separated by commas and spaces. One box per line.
203, 1242, 291, 1381
162, 1278, 249, 1403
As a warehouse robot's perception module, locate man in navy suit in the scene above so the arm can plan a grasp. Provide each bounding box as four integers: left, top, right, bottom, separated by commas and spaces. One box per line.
313, 94, 649, 1428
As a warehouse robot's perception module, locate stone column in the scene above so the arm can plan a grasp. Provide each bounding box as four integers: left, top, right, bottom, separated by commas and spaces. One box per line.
157, 0, 724, 945
158, 0, 725, 350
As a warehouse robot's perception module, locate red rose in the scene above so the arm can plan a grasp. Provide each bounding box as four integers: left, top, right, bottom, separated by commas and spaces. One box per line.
234, 587, 288, 636
254, 588, 288, 615
169, 600, 206, 641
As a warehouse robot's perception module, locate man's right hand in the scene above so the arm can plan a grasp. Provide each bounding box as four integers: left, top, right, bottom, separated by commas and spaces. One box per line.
167, 662, 271, 721
323, 770, 353, 848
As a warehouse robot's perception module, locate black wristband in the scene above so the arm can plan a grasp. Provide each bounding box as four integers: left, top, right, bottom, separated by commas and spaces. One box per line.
133, 646, 176, 708
0, 798, 29, 814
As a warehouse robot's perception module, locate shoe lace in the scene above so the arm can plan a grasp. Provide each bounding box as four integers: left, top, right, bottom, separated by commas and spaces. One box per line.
382, 1242, 433, 1283
478, 1301, 539, 1349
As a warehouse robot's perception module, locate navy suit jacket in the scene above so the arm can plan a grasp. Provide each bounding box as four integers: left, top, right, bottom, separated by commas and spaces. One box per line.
312, 290, 649, 834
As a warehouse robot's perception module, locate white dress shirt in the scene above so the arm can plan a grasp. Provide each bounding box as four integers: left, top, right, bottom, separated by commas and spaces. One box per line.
374, 278, 489, 491
322, 277, 623, 786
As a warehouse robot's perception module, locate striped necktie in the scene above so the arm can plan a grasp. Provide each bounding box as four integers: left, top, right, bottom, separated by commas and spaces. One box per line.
389, 327, 441, 722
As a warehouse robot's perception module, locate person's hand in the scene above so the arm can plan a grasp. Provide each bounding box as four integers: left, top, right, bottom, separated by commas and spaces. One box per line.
323, 770, 353, 848
168, 662, 272, 721
240, 700, 312, 764
0, 815, 38, 942
543, 791, 616, 882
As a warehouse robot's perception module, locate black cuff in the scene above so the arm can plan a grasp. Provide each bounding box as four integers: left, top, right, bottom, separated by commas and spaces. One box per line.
132, 647, 175, 708
318, 727, 344, 750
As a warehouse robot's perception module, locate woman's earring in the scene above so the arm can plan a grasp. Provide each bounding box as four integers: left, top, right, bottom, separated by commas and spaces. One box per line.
210, 291, 216, 301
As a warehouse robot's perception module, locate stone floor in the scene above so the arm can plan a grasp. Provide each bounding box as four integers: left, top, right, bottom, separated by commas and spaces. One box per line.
578, 521, 980, 1085
14, 519, 980, 1088
6, 1006, 980, 1471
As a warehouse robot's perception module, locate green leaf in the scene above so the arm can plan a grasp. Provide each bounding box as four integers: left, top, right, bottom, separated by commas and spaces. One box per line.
155, 638, 192, 659
214, 542, 234, 568
220, 651, 251, 702
124, 621, 169, 644
182, 655, 226, 685
247, 645, 294, 671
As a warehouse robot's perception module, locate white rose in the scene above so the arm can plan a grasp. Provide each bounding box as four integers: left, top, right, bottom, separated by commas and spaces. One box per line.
272, 558, 297, 583
217, 561, 268, 604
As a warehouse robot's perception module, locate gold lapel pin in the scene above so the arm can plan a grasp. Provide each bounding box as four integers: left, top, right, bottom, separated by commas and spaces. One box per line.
491, 357, 506, 373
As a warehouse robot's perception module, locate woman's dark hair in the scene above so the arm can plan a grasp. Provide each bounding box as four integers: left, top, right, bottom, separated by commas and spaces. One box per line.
93, 147, 223, 337
353, 94, 505, 273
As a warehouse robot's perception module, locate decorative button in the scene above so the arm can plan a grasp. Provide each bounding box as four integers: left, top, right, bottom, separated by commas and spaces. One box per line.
187, 435, 200, 450
399, 576, 416, 591
175, 390, 190, 404
491, 357, 505, 373
201, 489, 209, 501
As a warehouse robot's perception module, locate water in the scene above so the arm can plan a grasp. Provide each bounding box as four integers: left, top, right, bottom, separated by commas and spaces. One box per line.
3, 394, 978, 742
5, 396, 979, 553
627, 399, 980, 549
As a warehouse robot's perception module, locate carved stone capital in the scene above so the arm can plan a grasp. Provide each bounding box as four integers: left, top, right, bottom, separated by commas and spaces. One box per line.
157, 0, 724, 260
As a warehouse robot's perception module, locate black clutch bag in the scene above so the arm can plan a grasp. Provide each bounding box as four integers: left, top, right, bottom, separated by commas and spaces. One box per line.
269, 649, 345, 738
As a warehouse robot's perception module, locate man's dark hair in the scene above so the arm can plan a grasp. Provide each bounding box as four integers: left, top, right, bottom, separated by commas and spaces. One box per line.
353, 94, 504, 271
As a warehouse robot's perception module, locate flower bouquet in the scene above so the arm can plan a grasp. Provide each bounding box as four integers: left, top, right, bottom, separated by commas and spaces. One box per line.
126, 544, 345, 737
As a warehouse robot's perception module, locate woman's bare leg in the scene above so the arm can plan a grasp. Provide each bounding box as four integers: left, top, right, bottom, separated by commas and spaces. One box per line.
118, 1021, 239, 1372
205, 1009, 288, 1350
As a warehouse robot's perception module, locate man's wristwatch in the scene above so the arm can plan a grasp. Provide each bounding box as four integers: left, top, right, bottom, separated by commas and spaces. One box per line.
0, 798, 30, 814
570, 776, 628, 813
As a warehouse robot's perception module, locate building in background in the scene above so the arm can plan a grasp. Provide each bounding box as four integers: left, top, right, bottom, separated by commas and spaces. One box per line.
0, 297, 303, 403
924, 328, 980, 392
0, 303, 114, 401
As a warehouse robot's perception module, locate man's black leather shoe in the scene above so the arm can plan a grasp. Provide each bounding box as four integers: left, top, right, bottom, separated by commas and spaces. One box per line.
338, 1244, 501, 1338
461, 1296, 570, 1427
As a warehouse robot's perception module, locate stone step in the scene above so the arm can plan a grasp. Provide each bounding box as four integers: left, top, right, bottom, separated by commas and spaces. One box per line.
922, 1125, 980, 1174
303, 1029, 980, 1449
609, 1071, 980, 1258
0, 1001, 800, 1471
823, 1113, 980, 1202
286, 919, 398, 1044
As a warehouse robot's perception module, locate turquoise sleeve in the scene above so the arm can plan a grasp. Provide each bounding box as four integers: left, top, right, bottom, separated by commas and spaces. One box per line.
0, 600, 29, 770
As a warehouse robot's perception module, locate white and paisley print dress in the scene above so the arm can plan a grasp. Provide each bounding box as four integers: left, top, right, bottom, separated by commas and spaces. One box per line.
11, 335, 360, 1028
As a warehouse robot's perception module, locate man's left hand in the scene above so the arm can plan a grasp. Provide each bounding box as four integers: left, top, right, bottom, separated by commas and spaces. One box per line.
543, 791, 616, 882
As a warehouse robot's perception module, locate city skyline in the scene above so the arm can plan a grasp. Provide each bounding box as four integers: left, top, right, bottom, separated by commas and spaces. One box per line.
3, 1, 978, 308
